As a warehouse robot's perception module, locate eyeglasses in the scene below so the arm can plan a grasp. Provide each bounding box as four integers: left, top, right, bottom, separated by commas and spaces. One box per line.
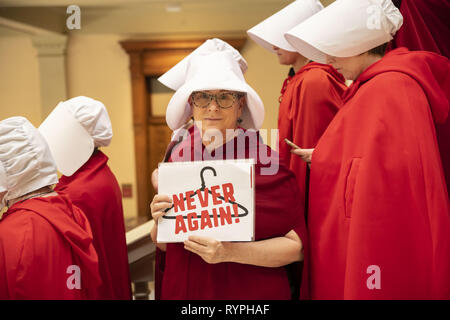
191, 91, 244, 109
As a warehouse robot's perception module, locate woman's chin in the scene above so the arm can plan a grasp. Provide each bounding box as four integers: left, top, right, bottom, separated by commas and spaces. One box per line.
201, 121, 223, 131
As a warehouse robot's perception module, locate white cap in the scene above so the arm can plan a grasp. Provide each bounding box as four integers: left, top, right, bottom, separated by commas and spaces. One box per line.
0, 117, 58, 205
166, 51, 264, 131
39, 96, 112, 176
285, 0, 403, 63
247, 0, 323, 52
158, 38, 248, 91
63, 96, 113, 148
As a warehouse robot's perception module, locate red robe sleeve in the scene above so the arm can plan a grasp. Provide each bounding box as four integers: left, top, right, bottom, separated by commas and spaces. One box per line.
310, 72, 450, 299
278, 66, 345, 209
55, 152, 131, 300
387, 0, 450, 59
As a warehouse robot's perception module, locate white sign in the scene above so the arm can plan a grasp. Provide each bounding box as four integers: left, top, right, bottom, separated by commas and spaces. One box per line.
157, 159, 255, 243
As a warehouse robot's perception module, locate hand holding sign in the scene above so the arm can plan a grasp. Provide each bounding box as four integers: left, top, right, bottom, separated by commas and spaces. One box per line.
151, 168, 159, 192
184, 235, 228, 264
157, 159, 255, 243
150, 194, 172, 222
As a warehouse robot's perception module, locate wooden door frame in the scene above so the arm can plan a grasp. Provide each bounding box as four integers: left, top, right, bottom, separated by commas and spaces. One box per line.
120, 38, 246, 217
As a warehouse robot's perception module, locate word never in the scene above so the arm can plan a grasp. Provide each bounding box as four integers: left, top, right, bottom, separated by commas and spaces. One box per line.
172, 183, 241, 234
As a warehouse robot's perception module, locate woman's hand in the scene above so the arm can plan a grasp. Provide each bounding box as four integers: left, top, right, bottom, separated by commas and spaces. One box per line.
151, 168, 159, 192
150, 194, 173, 223
150, 194, 172, 251
184, 235, 229, 264
291, 148, 314, 164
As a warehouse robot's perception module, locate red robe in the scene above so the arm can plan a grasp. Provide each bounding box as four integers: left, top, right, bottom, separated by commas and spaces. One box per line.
278, 62, 346, 210
387, 0, 450, 59
386, 0, 450, 195
308, 48, 450, 299
160, 126, 309, 300
55, 150, 131, 300
0, 195, 101, 299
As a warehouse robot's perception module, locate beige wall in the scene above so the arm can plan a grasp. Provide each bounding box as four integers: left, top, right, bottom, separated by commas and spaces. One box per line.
0, 34, 138, 219
0, 36, 41, 127
242, 40, 289, 147
66, 34, 137, 220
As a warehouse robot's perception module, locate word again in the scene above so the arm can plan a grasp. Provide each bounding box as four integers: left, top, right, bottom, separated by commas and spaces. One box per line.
175, 204, 240, 234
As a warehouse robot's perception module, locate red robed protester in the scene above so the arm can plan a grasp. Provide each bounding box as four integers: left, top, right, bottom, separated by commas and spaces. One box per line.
388, 0, 450, 59
159, 125, 309, 300
0, 195, 101, 299
278, 62, 346, 208
387, 0, 450, 197
55, 150, 132, 300
308, 48, 450, 299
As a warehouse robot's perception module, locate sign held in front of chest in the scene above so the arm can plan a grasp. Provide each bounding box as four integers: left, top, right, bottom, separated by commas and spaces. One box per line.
157, 159, 255, 243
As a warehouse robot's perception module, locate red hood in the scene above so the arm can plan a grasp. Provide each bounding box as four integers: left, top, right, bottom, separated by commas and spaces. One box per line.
280, 62, 345, 98
56, 150, 108, 189
344, 47, 450, 124
300, 62, 346, 84
6, 195, 101, 290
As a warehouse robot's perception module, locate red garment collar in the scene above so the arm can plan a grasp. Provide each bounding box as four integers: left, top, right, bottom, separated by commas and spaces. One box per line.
342, 48, 410, 103
279, 62, 345, 102
299, 62, 345, 83
6, 194, 69, 216
341, 47, 449, 124
60, 149, 109, 182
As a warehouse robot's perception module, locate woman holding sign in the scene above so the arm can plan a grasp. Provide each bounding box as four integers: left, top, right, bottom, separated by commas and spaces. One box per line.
150, 45, 309, 300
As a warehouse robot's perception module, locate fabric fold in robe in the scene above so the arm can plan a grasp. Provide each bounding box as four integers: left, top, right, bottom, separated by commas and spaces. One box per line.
55, 150, 132, 300
278, 61, 346, 213
308, 48, 450, 299
0, 195, 101, 299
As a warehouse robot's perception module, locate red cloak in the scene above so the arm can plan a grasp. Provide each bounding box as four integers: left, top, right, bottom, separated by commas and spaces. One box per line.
308, 48, 450, 299
55, 150, 132, 300
278, 62, 346, 209
386, 0, 450, 194
159, 126, 308, 300
387, 0, 450, 59
0, 195, 101, 299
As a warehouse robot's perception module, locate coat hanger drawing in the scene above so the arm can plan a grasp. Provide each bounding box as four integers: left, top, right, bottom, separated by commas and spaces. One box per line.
162, 166, 249, 220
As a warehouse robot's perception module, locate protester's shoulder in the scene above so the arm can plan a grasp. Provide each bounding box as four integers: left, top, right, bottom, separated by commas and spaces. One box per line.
301, 66, 341, 88
79, 164, 121, 195
365, 71, 423, 94
0, 212, 32, 265
0, 208, 42, 240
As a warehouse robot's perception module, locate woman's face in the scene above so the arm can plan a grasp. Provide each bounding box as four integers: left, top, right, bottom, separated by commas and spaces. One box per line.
326, 54, 369, 80
191, 89, 244, 138
272, 46, 300, 66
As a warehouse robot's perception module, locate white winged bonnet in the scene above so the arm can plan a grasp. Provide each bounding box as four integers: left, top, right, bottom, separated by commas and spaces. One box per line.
158, 38, 248, 91
39, 96, 112, 176
247, 0, 323, 53
285, 0, 403, 63
165, 50, 264, 131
